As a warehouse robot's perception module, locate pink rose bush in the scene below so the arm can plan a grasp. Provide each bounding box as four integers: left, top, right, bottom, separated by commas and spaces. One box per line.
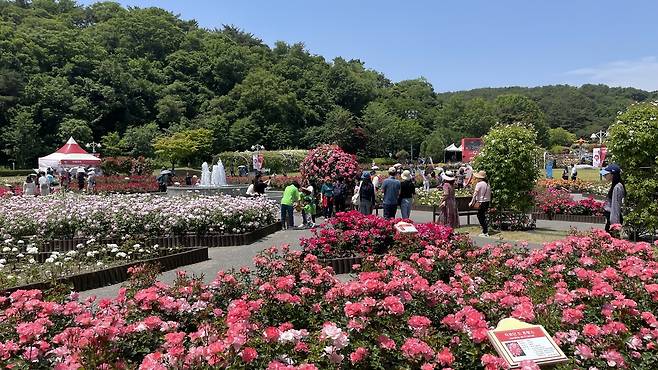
299, 144, 360, 186
534, 187, 604, 216
300, 211, 455, 259
1, 224, 658, 368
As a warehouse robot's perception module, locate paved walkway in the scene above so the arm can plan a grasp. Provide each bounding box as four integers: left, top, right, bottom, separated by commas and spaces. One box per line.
80, 210, 604, 299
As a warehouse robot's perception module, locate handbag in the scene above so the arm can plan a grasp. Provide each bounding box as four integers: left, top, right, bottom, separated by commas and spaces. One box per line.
351, 181, 362, 206
471, 201, 481, 209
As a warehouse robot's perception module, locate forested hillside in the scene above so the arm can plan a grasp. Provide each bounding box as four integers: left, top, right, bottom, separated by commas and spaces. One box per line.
1, 0, 655, 167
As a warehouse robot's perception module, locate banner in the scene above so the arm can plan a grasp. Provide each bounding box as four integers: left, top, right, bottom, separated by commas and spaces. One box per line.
592, 147, 607, 167
252, 153, 264, 171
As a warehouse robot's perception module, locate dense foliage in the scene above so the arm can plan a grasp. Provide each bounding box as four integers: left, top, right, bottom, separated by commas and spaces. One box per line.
1, 0, 656, 168
474, 124, 541, 212
607, 102, 658, 237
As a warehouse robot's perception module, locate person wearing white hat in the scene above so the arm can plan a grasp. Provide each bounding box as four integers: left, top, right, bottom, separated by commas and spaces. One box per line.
87, 170, 96, 193
399, 170, 416, 219
381, 167, 401, 219
469, 171, 491, 236
76, 167, 86, 191
437, 171, 459, 228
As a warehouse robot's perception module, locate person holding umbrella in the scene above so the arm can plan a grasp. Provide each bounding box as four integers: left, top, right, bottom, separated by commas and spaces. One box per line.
76, 168, 86, 191
157, 169, 173, 192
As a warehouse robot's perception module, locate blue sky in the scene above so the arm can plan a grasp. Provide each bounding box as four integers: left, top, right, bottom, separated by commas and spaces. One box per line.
79, 0, 658, 92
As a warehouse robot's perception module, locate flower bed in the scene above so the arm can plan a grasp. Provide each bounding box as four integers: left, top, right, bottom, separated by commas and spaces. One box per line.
1, 230, 657, 368
534, 187, 604, 217
0, 239, 197, 291
416, 188, 473, 207
0, 193, 278, 243
537, 179, 607, 196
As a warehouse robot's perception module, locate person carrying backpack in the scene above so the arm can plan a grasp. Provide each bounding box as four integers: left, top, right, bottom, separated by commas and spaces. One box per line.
320, 177, 334, 218
332, 177, 347, 214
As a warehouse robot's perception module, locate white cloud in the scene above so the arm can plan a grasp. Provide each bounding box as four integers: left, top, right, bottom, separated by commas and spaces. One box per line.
566, 56, 658, 91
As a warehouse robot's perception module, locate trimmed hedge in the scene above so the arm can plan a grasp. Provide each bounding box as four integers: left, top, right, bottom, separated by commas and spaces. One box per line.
213, 150, 307, 174
0, 169, 34, 177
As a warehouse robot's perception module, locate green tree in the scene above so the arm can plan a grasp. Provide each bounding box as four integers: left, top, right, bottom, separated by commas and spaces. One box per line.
420, 127, 462, 161
229, 116, 262, 151
473, 124, 541, 212
607, 102, 658, 236
120, 122, 160, 157
2, 109, 42, 167
548, 127, 576, 147
153, 128, 212, 167
58, 118, 93, 143
100, 131, 124, 156
494, 95, 550, 147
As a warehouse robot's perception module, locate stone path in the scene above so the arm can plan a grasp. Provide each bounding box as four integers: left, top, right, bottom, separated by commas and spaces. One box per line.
80, 210, 604, 299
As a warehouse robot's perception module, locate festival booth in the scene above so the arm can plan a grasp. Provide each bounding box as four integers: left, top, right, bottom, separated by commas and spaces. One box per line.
443, 143, 462, 162
38, 137, 101, 171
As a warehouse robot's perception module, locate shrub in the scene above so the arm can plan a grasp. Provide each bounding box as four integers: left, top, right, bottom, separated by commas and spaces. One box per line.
474, 124, 541, 212
607, 101, 658, 237
299, 144, 360, 187
214, 150, 307, 174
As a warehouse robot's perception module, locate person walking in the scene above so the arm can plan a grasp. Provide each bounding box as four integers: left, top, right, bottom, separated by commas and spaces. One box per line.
38, 172, 50, 196
358, 172, 376, 215
22, 175, 36, 196
399, 170, 416, 219
600, 164, 625, 233
300, 185, 316, 228
76, 168, 86, 191
87, 170, 96, 193
562, 166, 569, 181
437, 171, 459, 228
280, 181, 301, 229
381, 167, 401, 219
469, 171, 491, 236
320, 177, 334, 218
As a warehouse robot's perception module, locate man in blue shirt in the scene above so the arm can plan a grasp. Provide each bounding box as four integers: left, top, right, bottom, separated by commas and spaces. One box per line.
381, 167, 401, 219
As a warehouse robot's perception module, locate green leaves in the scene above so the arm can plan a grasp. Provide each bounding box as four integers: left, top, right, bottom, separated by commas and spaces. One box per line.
474, 124, 541, 212
608, 102, 658, 234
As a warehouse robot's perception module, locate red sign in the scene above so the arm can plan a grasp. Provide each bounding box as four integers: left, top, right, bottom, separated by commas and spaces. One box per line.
461, 138, 483, 163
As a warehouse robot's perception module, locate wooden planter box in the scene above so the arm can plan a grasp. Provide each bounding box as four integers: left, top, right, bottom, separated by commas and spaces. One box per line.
532, 212, 605, 224
2, 247, 209, 294
40, 223, 281, 253
318, 256, 363, 275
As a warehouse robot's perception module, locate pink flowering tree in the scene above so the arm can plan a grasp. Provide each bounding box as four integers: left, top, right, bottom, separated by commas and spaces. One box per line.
299, 144, 361, 187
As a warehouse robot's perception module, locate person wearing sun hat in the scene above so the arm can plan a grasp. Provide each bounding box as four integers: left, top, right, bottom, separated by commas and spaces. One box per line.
399, 170, 416, 219
469, 170, 491, 236
600, 164, 625, 233
437, 170, 459, 228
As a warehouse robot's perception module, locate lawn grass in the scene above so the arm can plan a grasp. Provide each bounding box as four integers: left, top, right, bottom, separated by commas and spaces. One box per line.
457, 225, 570, 244
541, 168, 603, 183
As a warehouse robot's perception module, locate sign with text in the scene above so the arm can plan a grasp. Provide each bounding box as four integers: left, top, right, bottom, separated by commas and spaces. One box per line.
592, 147, 607, 168
487, 318, 567, 368
395, 222, 418, 233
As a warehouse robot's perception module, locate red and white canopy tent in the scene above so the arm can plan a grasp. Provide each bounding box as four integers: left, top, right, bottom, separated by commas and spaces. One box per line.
38, 137, 101, 170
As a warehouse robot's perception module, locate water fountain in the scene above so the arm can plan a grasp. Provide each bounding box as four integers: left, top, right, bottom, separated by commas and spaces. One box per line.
168, 158, 247, 196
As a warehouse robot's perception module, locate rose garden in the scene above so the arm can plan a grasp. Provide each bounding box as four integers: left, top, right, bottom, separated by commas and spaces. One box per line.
1, 2, 658, 368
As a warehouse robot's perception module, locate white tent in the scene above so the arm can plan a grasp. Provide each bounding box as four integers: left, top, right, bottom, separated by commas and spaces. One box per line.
38, 137, 101, 170
444, 143, 462, 152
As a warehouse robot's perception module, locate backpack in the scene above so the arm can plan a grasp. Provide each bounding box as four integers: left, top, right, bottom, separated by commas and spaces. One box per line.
333, 183, 346, 198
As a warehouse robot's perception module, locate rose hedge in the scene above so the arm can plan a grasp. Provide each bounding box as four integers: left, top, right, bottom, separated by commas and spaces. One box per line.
1, 224, 657, 368
534, 187, 604, 216
300, 145, 360, 187
0, 193, 278, 242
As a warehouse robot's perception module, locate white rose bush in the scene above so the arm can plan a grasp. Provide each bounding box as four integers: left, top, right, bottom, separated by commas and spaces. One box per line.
0, 193, 278, 242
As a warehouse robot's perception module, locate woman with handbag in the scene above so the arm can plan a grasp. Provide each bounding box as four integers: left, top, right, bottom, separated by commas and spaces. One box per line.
469, 171, 491, 237
437, 171, 459, 228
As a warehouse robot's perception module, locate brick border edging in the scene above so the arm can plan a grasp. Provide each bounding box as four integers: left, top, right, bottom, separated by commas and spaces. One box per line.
38, 223, 282, 253
2, 247, 209, 294
531, 212, 605, 224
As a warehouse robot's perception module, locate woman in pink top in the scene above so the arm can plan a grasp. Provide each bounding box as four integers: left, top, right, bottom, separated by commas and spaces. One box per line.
469, 171, 491, 236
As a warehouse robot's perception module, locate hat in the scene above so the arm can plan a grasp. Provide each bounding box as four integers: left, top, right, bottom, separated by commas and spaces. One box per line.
441, 171, 455, 182
371, 165, 379, 170
361, 171, 371, 180
600, 164, 621, 176
306, 185, 314, 193
394, 163, 403, 168
388, 167, 397, 174
473, 170, 487, 179
77, 168, 86, 173
401, 170, 412, 181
